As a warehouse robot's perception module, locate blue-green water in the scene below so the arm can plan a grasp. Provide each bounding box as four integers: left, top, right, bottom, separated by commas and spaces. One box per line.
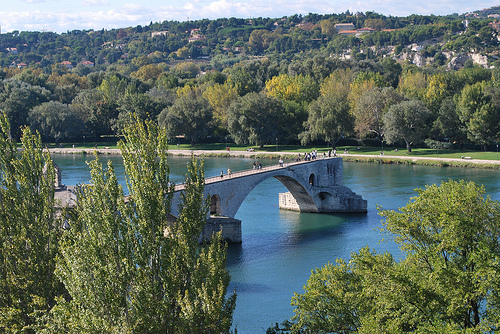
51, 154, 500, 333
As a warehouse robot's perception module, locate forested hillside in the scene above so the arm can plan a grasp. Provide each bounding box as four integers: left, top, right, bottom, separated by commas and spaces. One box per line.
1, 8, 500, 151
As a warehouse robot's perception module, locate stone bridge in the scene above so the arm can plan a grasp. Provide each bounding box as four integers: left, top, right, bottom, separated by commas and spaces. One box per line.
170, 157, 367, 243
54, 157, 366, 243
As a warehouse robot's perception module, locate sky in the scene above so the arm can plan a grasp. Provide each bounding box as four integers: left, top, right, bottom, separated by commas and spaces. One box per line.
1, 0, 499, 34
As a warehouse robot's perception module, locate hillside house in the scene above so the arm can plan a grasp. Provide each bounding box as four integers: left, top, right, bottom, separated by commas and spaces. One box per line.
80, 60, 94, 67
151, 31, 168, 38
489, 21, 500, 32
338, 30, 357, 36
60, 61, 73, 70
335, 23, 355, 32
189, 34, 206, 43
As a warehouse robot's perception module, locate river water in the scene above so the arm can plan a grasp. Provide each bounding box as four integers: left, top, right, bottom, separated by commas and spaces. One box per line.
51, 154, 500, 333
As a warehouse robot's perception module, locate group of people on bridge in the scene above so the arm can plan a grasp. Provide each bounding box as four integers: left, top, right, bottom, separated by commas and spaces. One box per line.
296, 150, 321, 162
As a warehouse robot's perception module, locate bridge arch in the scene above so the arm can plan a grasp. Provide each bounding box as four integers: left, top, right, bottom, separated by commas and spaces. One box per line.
170, 158, 367, 220
274, 175, 318, 213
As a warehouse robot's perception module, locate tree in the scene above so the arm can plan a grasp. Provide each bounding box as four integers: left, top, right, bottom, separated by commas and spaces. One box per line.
172, 62, 201, 79
203, 82, 238, 130
381, 57, 402, 89
397, 69, 427, 100
383, 100, 431, 152
265, 74, 319, 105
51, 119, 236, 333
97, 75, 128, 104
289, 180, 500, 333
70, 89, 118, 138
433, 97, 464, 143
456, 82, 500, 150
423, 74, 453, 115
348, 71, 385, 113
354, 87, 404, 139
29, 101, 83, 142
378, 180, 500, 331
227, 66, 259, 96
0, 114, 64, 333
320, 20, 336, 39
227, 92, 286, 147
158, 92, 214, 145
130, 63, 164, 83
114, 92, 162, 132
0, 79, 53, 139
299, 84, 354, 147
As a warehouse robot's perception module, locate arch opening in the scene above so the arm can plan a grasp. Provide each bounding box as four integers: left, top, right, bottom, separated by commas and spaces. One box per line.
210, 194, 221, 215
309, 173, 315, 186
275, 175, 318, 213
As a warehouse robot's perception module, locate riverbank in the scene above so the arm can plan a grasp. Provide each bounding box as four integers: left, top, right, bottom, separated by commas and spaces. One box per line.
47, 147, 500, 169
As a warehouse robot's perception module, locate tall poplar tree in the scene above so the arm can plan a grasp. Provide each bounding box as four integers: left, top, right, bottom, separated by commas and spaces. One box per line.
51, 118, 236, 333
0, 113, 64, 333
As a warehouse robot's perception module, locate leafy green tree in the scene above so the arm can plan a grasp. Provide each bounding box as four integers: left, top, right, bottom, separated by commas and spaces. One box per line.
265, 74, 319, 105
227, 67, 259, 96
354, 87, 404, 139
381, 57, 402, 88
158, 92, 214, 145
0, 114, 64, 333
0, 79, 53, 139
383, 99, 431, 152
203, 82, 238, 129
97, 75, 128, 104
456, 82, 500, 150
433, 97, 464, 143
29, 101, 83, 142
227, 92, 286, 147
397, 69, 428, 100
172, 62, 201, 79
299, 88, 354, 147
51, 119, 236, 333
70, 89, 118, 138
114, 92, 162, 132
348, 71, 385, 113
289, 180, 500, 333
378, 180, 500, 331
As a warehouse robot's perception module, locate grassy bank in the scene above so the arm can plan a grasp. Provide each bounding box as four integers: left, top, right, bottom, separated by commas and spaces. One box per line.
48, 142, 500, 169
341, 155, 500, 169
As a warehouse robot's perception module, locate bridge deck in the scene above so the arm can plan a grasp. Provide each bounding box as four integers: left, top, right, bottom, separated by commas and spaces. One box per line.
174, 156, 337, 191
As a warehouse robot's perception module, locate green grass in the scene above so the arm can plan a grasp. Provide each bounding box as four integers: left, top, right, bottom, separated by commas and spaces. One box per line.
45, 141, 500, 163
166, 143, 500, 161
45, 142, 120, 149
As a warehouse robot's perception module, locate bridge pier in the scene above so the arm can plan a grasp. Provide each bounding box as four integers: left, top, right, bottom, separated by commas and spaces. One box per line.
279, 187, 367, 213
201, 217, 242, 243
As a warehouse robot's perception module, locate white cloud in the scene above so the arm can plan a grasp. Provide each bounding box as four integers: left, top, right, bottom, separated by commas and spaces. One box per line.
1, 0, 499, 33
20, 0, 49, 3
82, 0, 109, 7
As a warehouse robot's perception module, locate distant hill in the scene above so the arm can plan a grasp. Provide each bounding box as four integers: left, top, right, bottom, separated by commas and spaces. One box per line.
471, 5, 500, 17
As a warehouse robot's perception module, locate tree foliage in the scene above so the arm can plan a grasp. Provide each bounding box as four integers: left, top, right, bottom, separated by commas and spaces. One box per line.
158, 91, 214, 145
227, 92, 286, 147
0, 113, 64, 333
300, 76, 354, 146
51, 118, 236, 333
383, 99, 431, 151
290, 179, 500, 333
